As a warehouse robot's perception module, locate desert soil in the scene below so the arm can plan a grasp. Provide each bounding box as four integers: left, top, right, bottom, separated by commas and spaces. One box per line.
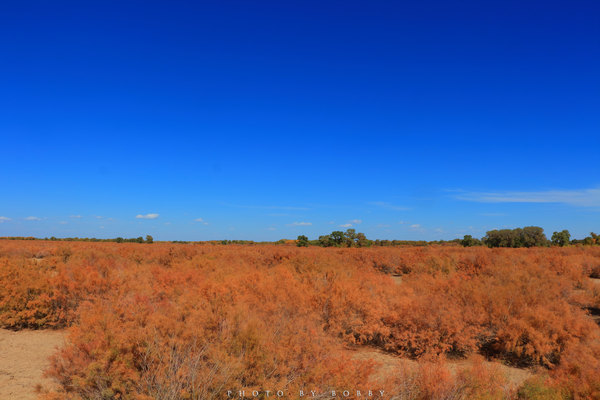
352, 346, 532, 387
0, 329, 66, 400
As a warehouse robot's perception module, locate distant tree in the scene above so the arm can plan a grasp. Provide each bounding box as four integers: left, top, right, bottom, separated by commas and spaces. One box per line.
483, 229, 515, 247
116, 237, 123, 243
591, 232, 599, 245
483, 226, 546, 248
356, 232, 371, 247
330, 231, 345, 247
551, 230, 570, 247
296, 235, 309, 247
318, 235, 332, 247
145, 235, 154, 244
461, 235, 479, 247
344, 229, 357, 247
136, 236, 144, 244
519, 226, 548, 247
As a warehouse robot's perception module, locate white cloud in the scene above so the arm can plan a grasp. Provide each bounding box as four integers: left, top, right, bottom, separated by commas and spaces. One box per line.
0, 216, 10, 222
59, 221, 68, 225
25, 216, 41, 221
455, 187, 600, 207
410, 224, 421, 229
338, 219, 362, 228
96, 216, 104, 219
70, 215, 82, 219
267, 227, 277, 231
288, 222, 312, 226
194, 218, 209, 225
136, 213, 159, 219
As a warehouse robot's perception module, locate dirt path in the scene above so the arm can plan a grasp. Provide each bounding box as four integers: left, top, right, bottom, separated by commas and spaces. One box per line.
0, 329, 67, 400
352, 346, 532, 387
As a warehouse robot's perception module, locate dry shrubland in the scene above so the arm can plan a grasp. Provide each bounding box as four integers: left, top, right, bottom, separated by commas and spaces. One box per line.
1, 240, 600, 399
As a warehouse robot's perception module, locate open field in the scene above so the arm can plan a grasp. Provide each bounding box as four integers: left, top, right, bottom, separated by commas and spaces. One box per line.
0, 329, 66, 400
1, 240, 600, 399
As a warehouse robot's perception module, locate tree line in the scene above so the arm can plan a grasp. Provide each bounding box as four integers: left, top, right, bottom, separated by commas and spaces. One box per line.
296, 227, 600, 248
0, 235, 154, 243
461, 227, 600, 248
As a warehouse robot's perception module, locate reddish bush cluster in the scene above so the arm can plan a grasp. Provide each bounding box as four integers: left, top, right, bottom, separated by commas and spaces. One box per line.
1, 241, 599, 398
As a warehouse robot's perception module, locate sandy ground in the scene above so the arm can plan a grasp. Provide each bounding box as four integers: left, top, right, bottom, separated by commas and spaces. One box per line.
0, 329, 67, 400
352, 346, 532, 387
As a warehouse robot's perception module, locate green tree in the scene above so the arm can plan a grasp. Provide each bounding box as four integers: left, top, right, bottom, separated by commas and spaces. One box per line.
519, 226, 548, 247
551, 230, 570, 247
356, 232, 370, 247
296, 235, 309, 247
344, 229, 357, 247
461, 235, 479, 247
318, 235, 332, 247
145, 235, 154, 244
483, 226, 546, 248
330, 231, 345, 247
582, 237, 594, 245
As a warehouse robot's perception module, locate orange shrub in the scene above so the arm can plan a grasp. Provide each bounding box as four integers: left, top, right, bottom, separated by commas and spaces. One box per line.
0, 241, 599, 398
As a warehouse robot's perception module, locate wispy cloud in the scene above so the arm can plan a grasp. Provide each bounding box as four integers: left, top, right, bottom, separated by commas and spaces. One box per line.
59, 221, 68, 225
25, 216, 41, 221
70, 215, 82, 219
194, 218, 209, 225
136, 213, 159, 219
267, 227, 277, 231
288, 222, 312, 226
0, 216, 10, 223
410, 224, 421, 229
455, 187, 600, 207
338, 219, 362, 228
369, 201, 410, 211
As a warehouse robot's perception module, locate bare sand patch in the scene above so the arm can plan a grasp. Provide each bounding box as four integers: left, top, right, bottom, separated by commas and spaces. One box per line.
391, 275, 403, 285
352, 346, 532, 387
0, 329, 66, 400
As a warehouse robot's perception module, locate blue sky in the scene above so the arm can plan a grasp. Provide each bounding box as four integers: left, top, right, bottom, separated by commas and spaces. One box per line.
1, 0, 599, 241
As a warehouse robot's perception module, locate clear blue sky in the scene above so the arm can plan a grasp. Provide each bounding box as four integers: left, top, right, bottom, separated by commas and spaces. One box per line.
1, 0, 599, 241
